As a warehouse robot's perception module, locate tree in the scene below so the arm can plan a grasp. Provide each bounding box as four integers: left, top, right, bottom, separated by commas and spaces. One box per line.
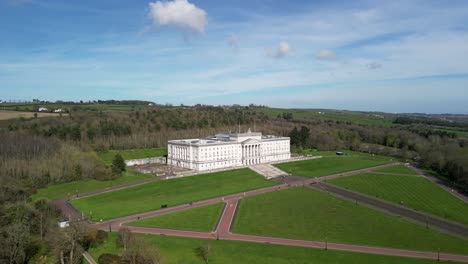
289, 127, 300, 147
299, 126, 310, 148
195, 243, 212, 264
98, 253, 121, 264
0, 222, 31, 264
118, 229, 162, 264
116, 227, 134, 251
111, 154, 126, 175
47, 221, 88, 264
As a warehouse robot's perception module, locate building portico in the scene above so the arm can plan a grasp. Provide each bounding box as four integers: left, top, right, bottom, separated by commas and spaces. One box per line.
167, 129, 290, 171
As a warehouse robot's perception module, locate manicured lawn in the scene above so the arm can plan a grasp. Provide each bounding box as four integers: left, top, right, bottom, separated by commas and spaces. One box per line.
127, 203, 224, 232
295, 149, 396, 160
374, 165, 418, 175
97, 148, 167, 165
32, 169, 154, 200
274, 157, 391, 177
233, 187, 468, 254
328, 173, 468, 225
71, 169, 277, 221
88, 233, 458, 264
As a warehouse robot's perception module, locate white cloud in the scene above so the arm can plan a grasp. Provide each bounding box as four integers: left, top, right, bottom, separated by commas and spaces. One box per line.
269, 41, 291, 58
315, 50, 336, 60
227, 34, 239, 50
148, 0, 207, 33
367, 62, 382, 70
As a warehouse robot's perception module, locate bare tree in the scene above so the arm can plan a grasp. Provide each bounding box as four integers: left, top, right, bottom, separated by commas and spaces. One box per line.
195, 243, 212, 264
0, 222, 30, 264
47, 221, 88, 264
117, 227, 134, 252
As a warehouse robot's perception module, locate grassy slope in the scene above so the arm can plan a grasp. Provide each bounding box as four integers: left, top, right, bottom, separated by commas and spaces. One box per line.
71, 168, 277, 221
127, 203, 224, 232
88, 233, 459, 264
253, 107, 394, 126
233, 187, 468, 254
32, 169, 154, 201
374, 165, 418, 175
97, 148, 167, 165
274, 157, 390, 177
328, 173, 468, 225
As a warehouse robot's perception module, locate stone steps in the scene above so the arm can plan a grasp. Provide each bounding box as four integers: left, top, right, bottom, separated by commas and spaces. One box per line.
250, 164, 288, 179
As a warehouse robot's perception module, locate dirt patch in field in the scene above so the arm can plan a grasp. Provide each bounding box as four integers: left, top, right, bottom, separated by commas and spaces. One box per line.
0, 110, 65, 120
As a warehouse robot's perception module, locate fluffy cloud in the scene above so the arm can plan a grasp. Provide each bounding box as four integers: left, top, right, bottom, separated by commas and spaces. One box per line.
367, 62, 382, 70
227, 35, 239, 50
148, 0, 207, 33
270, 41, 291, 58
315, 50, 336, 60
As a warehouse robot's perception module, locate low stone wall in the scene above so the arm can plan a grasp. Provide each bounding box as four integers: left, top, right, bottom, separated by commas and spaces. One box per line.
125, 157, 166, 166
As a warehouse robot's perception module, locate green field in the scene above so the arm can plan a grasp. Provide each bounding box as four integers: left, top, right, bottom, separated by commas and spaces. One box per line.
328, 173, 468, 225
32, 169, 154, 200
252, 107, 395, 126
232, 187, 468, 254
127, 203, 224, 232
88, 233, 458, 264
374, 165, 418, 175
274, 157, 391, 177
0, 102, 151, 112
71, 169, 277, 221
97, 148, 167, 165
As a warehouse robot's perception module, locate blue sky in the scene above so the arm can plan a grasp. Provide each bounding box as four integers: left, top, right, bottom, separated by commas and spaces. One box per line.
1, 0, 468, 113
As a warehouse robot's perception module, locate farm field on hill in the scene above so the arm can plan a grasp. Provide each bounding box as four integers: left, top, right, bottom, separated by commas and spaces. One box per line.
32, 169, 154, 200
0, 110, 64, 120
88, 233, 460, 264
97, 148, 167, 165
71, 168, 277, 221
328, 173, 468, 225
232, 187, 468, 254
0, 102, 151, 112
252, 107, 395, 126
127, 203, 224, 232
274, 156, 390, 177
374, 165, 418, 175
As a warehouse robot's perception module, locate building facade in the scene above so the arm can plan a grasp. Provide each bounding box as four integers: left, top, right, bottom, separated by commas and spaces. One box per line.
167, 130, 290, 171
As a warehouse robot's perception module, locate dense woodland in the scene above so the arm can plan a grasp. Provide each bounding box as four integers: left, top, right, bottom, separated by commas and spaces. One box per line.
0, 104, 467, 263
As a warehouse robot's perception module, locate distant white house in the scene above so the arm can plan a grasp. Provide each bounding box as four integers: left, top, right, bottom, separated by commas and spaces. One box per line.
148, 103, 154, 106
38, 107, 48, 112
54, 109, 65, 113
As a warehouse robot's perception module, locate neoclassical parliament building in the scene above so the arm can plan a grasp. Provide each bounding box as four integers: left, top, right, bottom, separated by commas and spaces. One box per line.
167, 129, 290, 171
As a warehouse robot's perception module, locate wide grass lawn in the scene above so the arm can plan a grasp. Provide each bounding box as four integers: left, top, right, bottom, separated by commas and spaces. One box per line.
71, 168, 276, 221
88, 233, 458, 264
127, 203, 224, 232
274, 156, 390, 177
97, 148, 167, 165
233, 187, 468, 254
328, 173, 468, 225
374, 165, 418, 175
32, 169, 154, 200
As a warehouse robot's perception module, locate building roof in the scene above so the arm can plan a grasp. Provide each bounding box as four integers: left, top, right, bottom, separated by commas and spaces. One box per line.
168, 131, 289, 147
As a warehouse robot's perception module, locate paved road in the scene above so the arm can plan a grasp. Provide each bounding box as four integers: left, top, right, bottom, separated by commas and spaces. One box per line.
56, 161, 468, 262
314, 182, 468, 237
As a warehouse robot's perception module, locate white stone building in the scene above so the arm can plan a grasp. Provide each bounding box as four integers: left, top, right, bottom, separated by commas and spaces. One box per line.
167, 130, 290, 171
